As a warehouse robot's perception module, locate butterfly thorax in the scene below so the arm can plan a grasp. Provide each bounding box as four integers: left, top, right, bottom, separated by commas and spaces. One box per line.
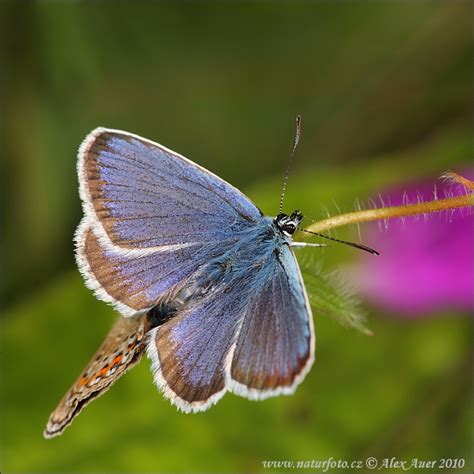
174, 214, 299, 306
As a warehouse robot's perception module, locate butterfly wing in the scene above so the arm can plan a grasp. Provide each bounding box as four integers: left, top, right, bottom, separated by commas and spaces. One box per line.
76, 220, 228, 316
146, 243, 314, 412
77, 128, 262, 316
228, 245, 315, 399
78, 128, 261, 250
147, 273, 249, 412
44, 315, 148, 438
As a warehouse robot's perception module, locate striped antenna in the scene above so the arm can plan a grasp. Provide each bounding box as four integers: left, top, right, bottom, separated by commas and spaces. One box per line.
279, 115, 301, 213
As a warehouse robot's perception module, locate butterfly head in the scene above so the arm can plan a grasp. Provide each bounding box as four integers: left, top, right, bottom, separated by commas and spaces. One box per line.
275, 210, 303, 237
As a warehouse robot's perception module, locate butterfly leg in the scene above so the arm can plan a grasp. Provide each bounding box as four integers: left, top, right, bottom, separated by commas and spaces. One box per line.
290, 242, 329, 248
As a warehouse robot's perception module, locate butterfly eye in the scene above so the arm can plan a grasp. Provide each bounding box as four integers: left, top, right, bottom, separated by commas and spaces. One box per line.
283, 223, 296, 235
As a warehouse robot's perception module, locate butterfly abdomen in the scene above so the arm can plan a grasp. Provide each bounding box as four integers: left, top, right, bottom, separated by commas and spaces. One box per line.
147, 303, 178, 329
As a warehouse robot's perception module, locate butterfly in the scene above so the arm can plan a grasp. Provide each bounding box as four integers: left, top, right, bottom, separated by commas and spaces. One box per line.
44, 117, 377, 438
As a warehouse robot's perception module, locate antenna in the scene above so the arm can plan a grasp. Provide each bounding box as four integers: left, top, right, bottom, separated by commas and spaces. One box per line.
300, 228, 380, 256
279, 115, 301, 213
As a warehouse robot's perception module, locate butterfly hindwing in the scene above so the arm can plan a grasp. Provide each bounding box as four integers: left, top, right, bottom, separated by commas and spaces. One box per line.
147, 276, 248, 412
44, 315, 148, 438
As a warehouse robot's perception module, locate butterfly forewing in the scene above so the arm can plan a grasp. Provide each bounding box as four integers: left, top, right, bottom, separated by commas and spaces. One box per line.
76, 221, 228, 316
77, 129, 262, 317
78, 128, 262, 250
229, 246, 314, 398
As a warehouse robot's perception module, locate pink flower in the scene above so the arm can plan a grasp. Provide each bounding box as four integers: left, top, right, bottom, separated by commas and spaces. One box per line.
355, 172, 473, 317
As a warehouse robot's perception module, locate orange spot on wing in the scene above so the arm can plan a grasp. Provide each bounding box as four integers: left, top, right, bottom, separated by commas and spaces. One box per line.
98, 367, 109, 376
95, 354, 124, 378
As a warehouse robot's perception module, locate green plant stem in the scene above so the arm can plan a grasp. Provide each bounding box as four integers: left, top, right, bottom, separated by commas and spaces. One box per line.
305, 193, 474, 234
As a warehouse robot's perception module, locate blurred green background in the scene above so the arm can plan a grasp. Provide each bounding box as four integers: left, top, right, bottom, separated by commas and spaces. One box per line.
1, 1, 472, 473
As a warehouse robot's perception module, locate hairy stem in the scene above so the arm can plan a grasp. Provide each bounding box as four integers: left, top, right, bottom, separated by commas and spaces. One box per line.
305, 193, 473, 234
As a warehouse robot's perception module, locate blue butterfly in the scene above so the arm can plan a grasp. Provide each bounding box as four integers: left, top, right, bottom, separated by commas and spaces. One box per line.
45, 117, 376, 438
